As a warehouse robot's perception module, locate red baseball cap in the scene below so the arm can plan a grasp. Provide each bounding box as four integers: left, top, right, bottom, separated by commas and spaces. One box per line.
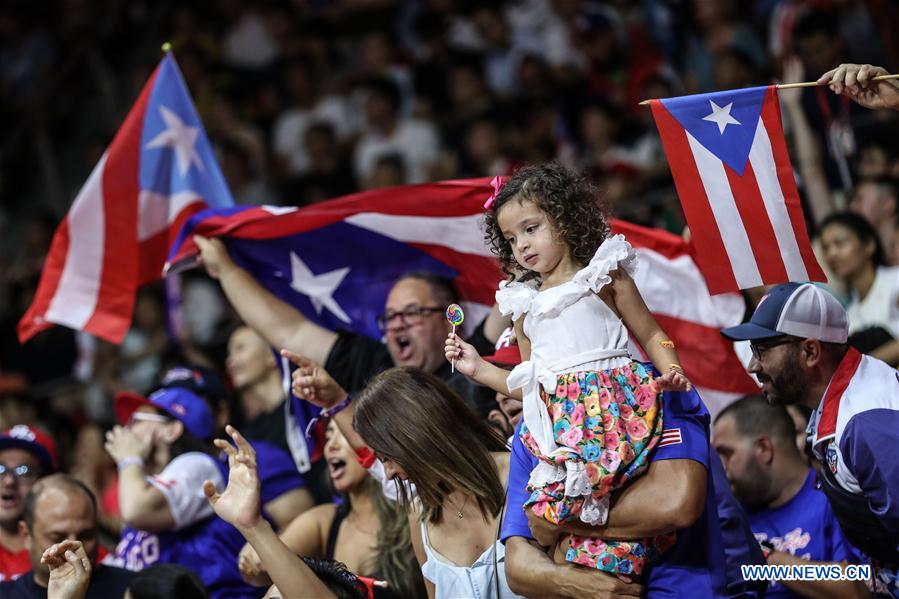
483, 326, 522, 367
114, 387, 214, 440
0, 424, 58, 473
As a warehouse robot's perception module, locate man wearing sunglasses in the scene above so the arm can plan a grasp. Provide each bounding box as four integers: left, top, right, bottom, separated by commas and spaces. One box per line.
0, 425, 57, 583
722, 282, 899, 596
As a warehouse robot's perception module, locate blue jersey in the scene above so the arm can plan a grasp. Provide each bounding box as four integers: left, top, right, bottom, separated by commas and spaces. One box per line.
502, 388, 729, 598
748, 469, 861, 599
111, 442, 303, 599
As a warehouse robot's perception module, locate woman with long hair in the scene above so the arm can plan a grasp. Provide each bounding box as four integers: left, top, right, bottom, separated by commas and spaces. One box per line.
238, 420, 425, 599
820, 211, 899, 366
352, 367, 522, 599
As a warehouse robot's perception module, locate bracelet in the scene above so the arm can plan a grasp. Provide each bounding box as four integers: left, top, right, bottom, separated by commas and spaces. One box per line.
320, 395, 352, 418
668, 363, 684, 373
659, 340, 675, 349
117, 456, 145, 472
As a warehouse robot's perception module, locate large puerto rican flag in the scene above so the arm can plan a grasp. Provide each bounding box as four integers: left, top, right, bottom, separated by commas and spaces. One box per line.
167, 180, 758, 415
18, 53, 233, 344
649, 86, 825, 294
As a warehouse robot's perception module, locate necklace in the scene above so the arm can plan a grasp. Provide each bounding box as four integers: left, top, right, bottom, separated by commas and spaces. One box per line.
451, 494, 471, 519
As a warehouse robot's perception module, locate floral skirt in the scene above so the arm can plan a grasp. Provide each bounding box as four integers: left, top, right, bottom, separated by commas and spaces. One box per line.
520, 361, 676, 575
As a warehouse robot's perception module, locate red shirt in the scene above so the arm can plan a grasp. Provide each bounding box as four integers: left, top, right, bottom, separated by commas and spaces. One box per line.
0, 542, 30, 582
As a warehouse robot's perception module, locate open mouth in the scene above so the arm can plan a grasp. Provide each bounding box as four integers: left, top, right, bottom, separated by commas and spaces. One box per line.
394, 334, 413, 362
0, 491, 18, 510
328, 457, 347, 481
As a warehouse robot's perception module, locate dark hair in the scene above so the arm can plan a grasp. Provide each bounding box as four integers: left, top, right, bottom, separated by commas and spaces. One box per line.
714, 395, 797, 447
364, 77, 402, 113
23, 475, 98, 532
127, 564, 208, 599
819, 211, 886, 266
484, 162, 610, 279
353, 368, 508, 524
300, 557, 368, 599
394, 272, 459, 307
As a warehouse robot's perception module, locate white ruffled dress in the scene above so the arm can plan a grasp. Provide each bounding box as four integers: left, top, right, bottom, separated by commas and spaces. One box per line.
497, 234, 653, 526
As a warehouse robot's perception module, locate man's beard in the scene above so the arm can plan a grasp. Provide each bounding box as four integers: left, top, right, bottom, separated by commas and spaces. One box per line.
759, 348, 805, 406
731, 458, 774, 511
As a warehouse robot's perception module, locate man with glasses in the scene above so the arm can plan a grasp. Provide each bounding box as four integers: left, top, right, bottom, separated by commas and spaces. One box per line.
722, 282, 899, 596
196, 236, 501, 399
0, 425, 57, 582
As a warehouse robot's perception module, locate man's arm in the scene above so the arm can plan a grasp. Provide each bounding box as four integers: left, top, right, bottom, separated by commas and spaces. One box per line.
841, 409, 899, 536
505, 537, 643, 599
527, 458, 707, 543
195, 236, 337, 365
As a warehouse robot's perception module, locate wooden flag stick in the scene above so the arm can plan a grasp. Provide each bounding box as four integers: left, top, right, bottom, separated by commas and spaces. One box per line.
637, 73, 899, 106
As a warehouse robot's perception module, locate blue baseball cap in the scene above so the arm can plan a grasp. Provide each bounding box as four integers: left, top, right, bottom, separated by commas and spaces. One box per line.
721, 283, 848, 343
114, 387, 214, 441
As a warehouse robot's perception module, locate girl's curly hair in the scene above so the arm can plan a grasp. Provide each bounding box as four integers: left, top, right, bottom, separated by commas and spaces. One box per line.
484, 162, 609, 279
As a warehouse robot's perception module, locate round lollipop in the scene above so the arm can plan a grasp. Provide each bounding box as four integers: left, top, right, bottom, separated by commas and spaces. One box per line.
446, 304, 465, 372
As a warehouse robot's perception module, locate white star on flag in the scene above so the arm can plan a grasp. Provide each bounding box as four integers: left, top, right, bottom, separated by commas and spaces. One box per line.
289, 252, 352, 323
145, 105, 205, 175
702, 100, 741, 134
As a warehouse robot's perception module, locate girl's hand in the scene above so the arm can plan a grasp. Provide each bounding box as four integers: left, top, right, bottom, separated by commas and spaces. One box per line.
205, 425, 262, 532
444, 332, 485, 378
104, 425, 152, 463
656, 369, 692, 392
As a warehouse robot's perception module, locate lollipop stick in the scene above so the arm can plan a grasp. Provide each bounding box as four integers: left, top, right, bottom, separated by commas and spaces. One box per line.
451, 324, 456, 373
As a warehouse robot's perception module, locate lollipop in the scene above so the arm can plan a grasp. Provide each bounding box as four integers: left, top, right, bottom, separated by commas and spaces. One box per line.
445, 304, 465, 372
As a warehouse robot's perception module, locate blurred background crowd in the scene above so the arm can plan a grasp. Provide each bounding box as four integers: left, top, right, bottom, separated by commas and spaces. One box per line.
0, 0, 897, 596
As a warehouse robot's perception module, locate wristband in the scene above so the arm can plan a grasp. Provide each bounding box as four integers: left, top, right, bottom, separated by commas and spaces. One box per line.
117, 456, 145, 472
320, 395, 352, 418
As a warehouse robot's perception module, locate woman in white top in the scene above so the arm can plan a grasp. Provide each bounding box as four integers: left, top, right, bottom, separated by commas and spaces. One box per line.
353, 367, 523, 599
820, 211, 899, 366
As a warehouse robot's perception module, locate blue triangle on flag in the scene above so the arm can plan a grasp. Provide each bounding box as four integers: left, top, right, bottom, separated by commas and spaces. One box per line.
660, 86, 767, 176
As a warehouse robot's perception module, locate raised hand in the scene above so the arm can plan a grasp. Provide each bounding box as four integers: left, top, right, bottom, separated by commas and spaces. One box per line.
444, 332, 485, 378
281, 350, 348, 409
205, 425, 261, 532
104, 425, 152, 463
194, 235, 235, 280
817, 63, 899, 111
42, 540, 92, 599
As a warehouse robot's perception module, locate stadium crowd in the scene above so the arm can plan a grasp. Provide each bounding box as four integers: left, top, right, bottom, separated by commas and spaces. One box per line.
0, 1, 898, 598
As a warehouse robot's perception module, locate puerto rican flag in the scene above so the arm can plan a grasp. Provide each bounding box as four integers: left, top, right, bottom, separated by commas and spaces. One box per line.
18, 53, 233, 344
650, 86, 825, 294
167, 180, 758, 415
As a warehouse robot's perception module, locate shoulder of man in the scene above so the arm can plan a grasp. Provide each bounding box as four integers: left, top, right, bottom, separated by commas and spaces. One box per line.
325, 331, 392, 393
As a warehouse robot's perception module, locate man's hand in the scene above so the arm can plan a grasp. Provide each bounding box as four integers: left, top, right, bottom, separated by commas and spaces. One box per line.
818, 63, 899, 111
281, 350, 348, 409
554, 561, 643, 599
238, 541, 271, 587
194, 235, 236, 280
205, 425, 262, 532
42, 540, 92, 599
526, 508, 563, 549
104, 425, 152, 463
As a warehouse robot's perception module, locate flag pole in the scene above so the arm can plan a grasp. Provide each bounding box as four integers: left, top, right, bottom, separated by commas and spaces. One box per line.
637, 72, 899, 106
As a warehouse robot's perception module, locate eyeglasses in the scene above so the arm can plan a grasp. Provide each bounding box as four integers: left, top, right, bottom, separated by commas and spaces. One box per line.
749, 337, 803, 361
0, 463, 39, 482
127, 412, 172, 427
376, 306, 443, 332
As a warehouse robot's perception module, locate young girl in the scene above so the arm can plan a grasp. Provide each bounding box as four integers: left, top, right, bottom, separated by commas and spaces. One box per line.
446, 163, 690, 576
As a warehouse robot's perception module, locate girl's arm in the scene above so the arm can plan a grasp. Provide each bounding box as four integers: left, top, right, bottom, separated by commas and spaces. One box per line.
602, 270, 690, 388
445, 319, 529, 400
407, 506, 437, 599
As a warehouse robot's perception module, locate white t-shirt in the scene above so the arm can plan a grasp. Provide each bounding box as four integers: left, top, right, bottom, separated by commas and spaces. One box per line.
353, 119, 440, 184
147, 452, 224, 531
846, 266, 899, 339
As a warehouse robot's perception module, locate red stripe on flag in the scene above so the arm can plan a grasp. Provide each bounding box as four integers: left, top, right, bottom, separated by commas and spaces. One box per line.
762, 89, 826, 282
652, 314, 759, 394
725, 161, 790, 283
410, 244, 502, 306
650, 100, 739, 294
84, 70, 159, 342
17, 220, 72, 342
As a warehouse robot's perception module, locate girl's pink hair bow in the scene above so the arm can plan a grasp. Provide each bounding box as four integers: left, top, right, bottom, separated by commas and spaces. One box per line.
484, 176, 508, 211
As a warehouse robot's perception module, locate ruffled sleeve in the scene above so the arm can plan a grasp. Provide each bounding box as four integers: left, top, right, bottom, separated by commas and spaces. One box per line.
572, 234, 638, 294
495, 280, 538, 321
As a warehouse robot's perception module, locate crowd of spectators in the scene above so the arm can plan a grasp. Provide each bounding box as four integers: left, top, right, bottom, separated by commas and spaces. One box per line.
0, 1, 897, 598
